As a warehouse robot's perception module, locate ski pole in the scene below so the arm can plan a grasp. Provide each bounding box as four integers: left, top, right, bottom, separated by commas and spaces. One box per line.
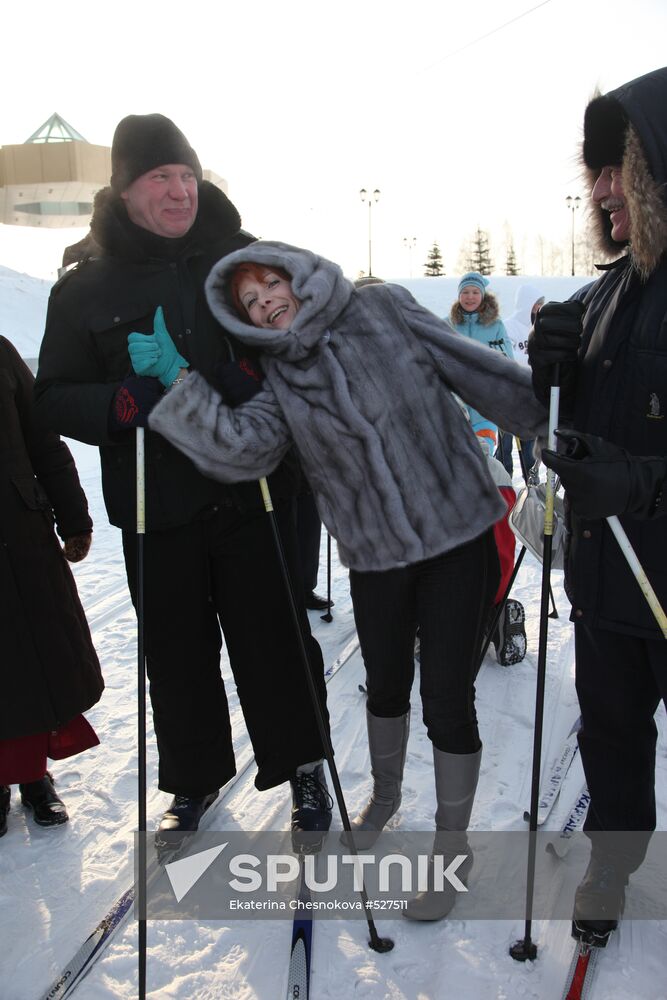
510, 366, 561, 963
321, 532, 333, 622
605, 516, 667, 637
258, 478, 393, 954
136, 428, 148, 998
516, 436, 558, 619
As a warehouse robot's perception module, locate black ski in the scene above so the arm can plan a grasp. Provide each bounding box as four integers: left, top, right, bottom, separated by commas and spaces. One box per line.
41, 635, 360, 999
286, 856, 313, 999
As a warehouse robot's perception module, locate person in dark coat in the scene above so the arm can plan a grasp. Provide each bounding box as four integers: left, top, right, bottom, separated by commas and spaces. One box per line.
0, 336, 102, 835
528, 66, 667, 948
34, 115, 332, 843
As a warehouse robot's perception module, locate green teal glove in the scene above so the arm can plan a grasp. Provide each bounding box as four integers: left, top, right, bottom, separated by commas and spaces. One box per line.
127, 306, 187, 387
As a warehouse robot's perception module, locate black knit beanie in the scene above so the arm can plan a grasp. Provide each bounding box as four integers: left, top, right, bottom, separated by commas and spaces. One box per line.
583, 94, 629, 169
110, 113, 203, 193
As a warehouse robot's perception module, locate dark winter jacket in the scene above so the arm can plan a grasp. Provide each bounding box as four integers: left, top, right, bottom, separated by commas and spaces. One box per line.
562, 66, 667, 637
149, 241, 547, 572
34, 182, 293, 531
0, 336, 103, 740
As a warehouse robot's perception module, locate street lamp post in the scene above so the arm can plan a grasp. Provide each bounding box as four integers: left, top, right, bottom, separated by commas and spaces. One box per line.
360, 188, 380, 276
403, 236, 416, 277
566, 195, 581, 276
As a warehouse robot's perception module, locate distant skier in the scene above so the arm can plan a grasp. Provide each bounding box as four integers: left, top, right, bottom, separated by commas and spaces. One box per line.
500, 283, 545, 480
148, 240, 547, 920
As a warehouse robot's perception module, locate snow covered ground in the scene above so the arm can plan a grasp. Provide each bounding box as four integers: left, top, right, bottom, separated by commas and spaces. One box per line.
1, 264, 666, 999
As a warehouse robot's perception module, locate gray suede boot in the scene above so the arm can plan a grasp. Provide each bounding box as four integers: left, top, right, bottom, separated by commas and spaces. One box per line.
403, 746, 481, 921
341, 710, 410, 849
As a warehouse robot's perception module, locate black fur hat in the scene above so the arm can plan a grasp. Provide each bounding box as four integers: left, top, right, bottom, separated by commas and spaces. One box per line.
583, 94, 629, 169
110, 113, 203, 194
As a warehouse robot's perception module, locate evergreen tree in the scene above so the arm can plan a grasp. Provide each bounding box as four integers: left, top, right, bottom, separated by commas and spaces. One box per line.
423, 241, 445, 277
505, 242, 520, 276
468, 227, 494, 275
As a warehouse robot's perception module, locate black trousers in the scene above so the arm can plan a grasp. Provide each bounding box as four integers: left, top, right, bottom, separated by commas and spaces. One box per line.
349, 530, 499, 755
575, 622, 667, 835
122, 499, 328, 796
295, 492, 322, 593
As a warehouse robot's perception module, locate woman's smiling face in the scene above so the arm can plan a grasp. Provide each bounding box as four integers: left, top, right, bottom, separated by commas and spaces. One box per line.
238, 272, 301, 330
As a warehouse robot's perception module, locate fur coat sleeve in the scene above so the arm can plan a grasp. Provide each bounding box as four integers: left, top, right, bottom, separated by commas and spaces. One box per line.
148, 371, 293, 483
388, 284, 548, 440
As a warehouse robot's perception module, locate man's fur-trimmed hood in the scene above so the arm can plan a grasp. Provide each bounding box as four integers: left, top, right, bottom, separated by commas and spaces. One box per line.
205, 241, 354, 362
582, 67, 667, 278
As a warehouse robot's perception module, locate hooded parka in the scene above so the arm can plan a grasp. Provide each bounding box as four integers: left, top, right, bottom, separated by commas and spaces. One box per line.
563, 67, 667, 638
0, 337, 103, 740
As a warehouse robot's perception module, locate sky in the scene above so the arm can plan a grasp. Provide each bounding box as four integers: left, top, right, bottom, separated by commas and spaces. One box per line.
1, 0, 666, 281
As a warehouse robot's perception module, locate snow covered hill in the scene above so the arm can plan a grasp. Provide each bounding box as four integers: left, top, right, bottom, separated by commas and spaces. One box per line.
0, 264, 52, 365
1, 262, 665, 999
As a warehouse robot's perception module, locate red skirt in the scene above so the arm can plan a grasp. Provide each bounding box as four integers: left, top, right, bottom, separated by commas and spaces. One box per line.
0, 715, 99, 784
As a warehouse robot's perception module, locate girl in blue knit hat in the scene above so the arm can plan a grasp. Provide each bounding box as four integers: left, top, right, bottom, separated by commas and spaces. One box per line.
449, 273, 525, 667
449, 272, 514, 457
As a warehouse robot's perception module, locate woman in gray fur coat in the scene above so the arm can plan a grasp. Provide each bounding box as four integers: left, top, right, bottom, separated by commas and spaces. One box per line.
148, 241, 547, 919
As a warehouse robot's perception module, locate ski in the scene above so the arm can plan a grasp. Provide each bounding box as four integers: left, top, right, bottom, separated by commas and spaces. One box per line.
546, 785, 590, 859
40, 888, 135, 999
524, 716, 582, 825
286, 856, 314, 999
41, 634, 360, 999
561, 940, 602, 1000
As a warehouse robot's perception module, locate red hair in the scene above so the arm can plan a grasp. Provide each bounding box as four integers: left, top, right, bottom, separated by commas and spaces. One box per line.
229, 262, 293, 319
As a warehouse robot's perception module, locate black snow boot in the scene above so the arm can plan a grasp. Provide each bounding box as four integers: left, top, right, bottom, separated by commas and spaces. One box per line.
492, 599, 526, 666
0, 785, 10, 837
304, 592, 335, 611
157, 791, 219, 839
572, 853, 628, 948
290, 760, 333, 853
19, 772, 69, 827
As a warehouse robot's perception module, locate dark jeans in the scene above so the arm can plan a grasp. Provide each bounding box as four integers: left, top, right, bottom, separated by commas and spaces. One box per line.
575, 622, 667, 835
349, 530, 499, 754
123, 500, 328, 796
496, 431, 535, 479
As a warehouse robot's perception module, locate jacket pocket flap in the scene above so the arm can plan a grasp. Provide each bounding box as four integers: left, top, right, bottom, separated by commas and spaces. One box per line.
89, 303, 154, 334
11, 475, 51, 511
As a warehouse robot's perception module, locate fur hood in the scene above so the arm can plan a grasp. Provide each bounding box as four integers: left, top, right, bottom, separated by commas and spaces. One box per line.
205, 241, 354, 362
151, 241, 546, 572
582, 66, 667, 278
450, 289, 500, 327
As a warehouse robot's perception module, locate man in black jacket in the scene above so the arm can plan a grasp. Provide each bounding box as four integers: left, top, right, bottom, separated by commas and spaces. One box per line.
528, 67, 667, 947
35, 114, 332, 841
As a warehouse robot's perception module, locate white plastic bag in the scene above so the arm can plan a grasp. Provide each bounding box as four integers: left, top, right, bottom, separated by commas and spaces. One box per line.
509, 483, 566, 570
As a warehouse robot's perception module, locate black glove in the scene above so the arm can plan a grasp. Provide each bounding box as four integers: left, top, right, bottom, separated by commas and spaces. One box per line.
63, 532, 92, 562
109, 376, 163, 431
541, 429, 667, 520
213, 358, 264, 406
527, 300, 585, 413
